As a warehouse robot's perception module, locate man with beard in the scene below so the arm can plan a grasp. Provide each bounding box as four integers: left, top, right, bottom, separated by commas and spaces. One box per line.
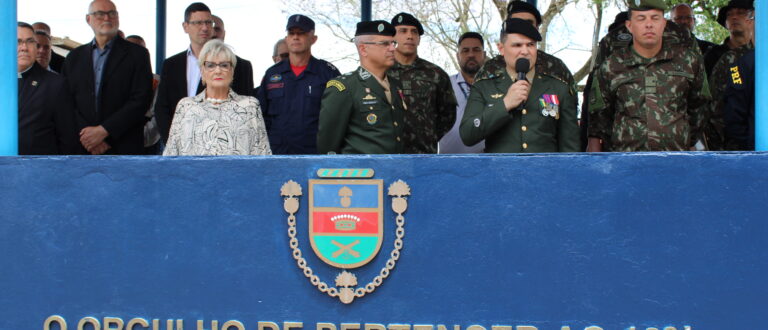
438, 32, 487, 153
671, 3, 716, 55
460, 18, 579, 153
61, 0, 154, 154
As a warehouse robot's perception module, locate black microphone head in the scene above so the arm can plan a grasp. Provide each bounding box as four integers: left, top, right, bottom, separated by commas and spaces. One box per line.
515, 58, 530, 74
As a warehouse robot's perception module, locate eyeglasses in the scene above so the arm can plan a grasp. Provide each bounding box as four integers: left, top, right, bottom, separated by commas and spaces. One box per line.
203, 61, 233, 71
89, 10, 119, 19
188, 20, 215, 27
17, 38, 37, 47
361, 40, 398, 47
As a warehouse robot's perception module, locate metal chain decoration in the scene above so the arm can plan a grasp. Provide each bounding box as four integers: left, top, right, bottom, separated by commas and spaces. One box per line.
280, 180, 410, 304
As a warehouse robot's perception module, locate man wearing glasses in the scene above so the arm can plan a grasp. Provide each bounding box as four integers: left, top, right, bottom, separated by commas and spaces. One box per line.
17, 22, 78, 155
317, 21, 406, 154
256, 15, 340, 154
61, 0, 153, 155
154, 2, 254, 145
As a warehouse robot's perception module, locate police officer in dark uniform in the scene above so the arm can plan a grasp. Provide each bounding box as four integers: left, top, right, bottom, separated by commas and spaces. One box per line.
317, 21, 406, 154
256, 14, 340, 154
723, 51, 755, 150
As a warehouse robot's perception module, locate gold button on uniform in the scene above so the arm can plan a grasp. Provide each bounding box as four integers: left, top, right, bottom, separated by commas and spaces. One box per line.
522, 126, 527, 132
522, 143, 528, 149
394, 121, 398, 126
522, 109, 527, 115
397, 137, 401, 142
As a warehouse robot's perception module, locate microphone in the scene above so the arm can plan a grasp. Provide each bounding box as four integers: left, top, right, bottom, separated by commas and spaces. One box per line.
514, 58, 530, 111
515, 58, 530, 82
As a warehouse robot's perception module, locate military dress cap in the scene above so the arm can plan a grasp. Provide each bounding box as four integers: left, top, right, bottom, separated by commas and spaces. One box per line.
717, 0, 754, 27
506, 1, 542, 26
502, 17, 542, 41
627, 0, 668, 11
355, 20, 396, 37
286, 14, 315, 31
391, 12, 424, 35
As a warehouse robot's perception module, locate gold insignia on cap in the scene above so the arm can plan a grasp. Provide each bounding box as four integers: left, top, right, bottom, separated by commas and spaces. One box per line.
635, 0, 641, 6
377, 23, 384, 32
491, 93, 503, 99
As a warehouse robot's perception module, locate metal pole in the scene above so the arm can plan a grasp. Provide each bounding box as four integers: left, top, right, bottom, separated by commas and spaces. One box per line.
756, 1, 766, 150
361, 0, 371, 22
0, 0, 18, 155
155, 0, 166, 74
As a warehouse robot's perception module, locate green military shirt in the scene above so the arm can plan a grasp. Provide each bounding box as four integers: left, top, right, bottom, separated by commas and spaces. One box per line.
706, 43, 753, 150
460, 70, 580, 153
588, 42, 712, 152
317, 67, 406, 154
387, 57, 456, 154
475, 50, 575, 93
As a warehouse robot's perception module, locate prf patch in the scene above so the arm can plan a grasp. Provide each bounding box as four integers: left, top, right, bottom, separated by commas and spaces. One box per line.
730, 66, 743, 85
327, 80, 346, 92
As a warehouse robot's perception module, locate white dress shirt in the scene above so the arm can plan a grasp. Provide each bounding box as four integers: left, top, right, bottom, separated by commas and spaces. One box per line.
438, 72, 485, 153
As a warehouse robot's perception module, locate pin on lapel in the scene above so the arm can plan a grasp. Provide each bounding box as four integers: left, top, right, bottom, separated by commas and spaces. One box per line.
31, 81, 38, 87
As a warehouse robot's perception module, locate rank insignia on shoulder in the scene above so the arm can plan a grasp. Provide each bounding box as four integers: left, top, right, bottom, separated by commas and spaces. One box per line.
491, 93, 503, 99
363, 94, 376, 100
367, 113, 378, 125
269, 74, 282, 82
327, 80, 346, 92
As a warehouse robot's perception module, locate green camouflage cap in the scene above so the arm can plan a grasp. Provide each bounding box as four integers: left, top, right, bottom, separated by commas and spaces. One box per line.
628, 0, 668, 11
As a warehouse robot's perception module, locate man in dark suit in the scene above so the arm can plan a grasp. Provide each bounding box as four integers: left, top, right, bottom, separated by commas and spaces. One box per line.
17, 22, 78, 155
61, 0, 154, 155
32, 22, 65, 73
154, 2, 254, 144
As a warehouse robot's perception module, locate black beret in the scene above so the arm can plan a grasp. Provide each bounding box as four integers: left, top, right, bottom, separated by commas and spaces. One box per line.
717, 0, 754, 27
506, 1, 542, 26
355, 20, 396, 37
502, 17, 542, 42
391, 12, 424, 35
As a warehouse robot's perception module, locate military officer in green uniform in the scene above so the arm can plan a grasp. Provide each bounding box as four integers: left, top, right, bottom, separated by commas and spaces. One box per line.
587, 0, 711, 152
317, 21, 406, 154
474, 1, 575, 98
460, 18, 580, 153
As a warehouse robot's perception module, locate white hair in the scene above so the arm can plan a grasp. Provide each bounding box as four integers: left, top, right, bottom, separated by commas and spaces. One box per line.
198, 39, 237, 72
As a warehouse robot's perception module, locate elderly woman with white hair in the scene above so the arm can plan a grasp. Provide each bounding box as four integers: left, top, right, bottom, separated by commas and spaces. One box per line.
164, 40, 271, 155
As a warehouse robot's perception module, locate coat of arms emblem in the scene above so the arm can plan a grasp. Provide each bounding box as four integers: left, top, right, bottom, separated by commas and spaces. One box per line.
281, 169, 410, 304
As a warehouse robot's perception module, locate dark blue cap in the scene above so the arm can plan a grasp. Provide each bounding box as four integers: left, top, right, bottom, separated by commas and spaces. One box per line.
287, 14, 315, 32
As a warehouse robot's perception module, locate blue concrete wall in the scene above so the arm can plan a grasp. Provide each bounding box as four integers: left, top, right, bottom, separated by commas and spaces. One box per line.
1, 153, 767, 329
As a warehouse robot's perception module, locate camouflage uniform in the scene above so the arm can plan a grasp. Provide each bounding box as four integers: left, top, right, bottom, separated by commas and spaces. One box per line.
706, 43, 754, 150
588, 40, 712, 151
582, 21, 698, 150
387, 58, 456, 154
475, 50, 575, 91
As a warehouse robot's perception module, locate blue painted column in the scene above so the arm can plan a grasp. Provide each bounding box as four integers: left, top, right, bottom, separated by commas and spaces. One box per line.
0, 0, 17, 155
155, 0, 166, 74
361, 0, 371, 21
756, 1, 767, 150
